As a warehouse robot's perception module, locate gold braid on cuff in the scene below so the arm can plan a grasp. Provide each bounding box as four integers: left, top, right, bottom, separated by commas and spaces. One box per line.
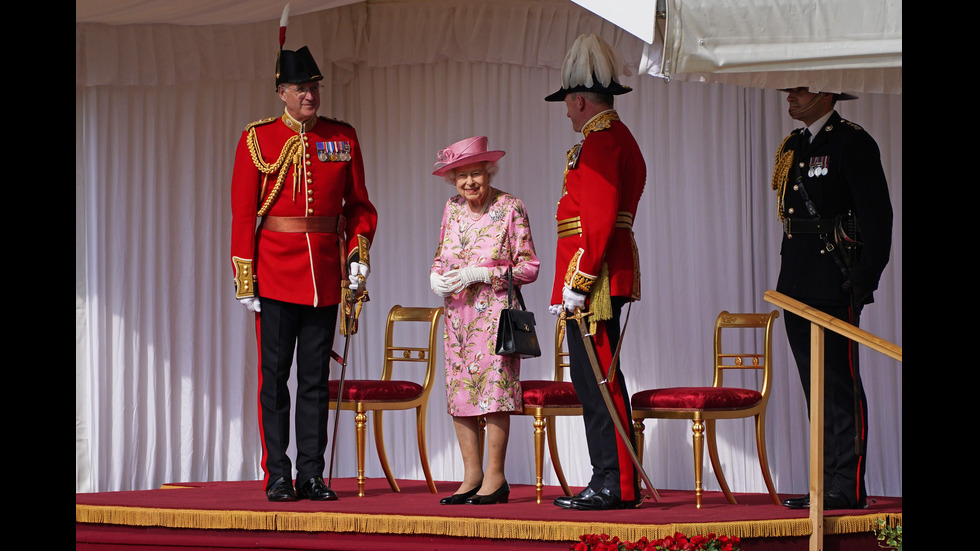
232, 257, 256, 299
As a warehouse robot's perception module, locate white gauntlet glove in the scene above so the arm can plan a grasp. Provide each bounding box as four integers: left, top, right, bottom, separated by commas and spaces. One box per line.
446, 267, 491, 294
430, 272, 456, 298
239, 297, 262, 313
561, 286, 586, 313
348, 262, 370, 292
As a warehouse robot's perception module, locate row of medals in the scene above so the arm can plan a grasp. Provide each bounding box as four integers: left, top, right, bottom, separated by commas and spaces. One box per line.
317, 141, 351, 162
807, 155, 829, 177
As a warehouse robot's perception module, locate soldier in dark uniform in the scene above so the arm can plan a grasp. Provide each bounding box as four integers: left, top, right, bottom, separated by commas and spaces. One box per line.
230, 17, 378, 502
772, 87, 892, 510
546, 34, 646, 511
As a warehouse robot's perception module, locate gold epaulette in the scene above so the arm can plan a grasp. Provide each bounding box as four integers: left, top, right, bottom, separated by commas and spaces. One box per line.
581, 110, 620, 138
243, 116, 277, 132
840, 119, 864, 132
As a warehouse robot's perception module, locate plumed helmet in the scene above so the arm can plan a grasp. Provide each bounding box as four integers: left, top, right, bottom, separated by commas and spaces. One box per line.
274, 4, 323, 89
545, 33, 633, 102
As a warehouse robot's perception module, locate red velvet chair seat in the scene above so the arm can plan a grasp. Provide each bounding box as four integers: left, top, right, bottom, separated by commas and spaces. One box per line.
521, 380, 580, 408
630, 310, 781, 509
631, 387, 762, 411
329, 380, 423, 402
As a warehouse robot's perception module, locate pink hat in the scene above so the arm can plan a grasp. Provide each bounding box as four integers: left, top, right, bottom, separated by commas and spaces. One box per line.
432, 136, 505, 177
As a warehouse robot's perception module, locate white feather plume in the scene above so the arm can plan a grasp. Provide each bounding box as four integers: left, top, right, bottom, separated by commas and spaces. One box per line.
561, 34, 631, 89
279, 4, 291, 47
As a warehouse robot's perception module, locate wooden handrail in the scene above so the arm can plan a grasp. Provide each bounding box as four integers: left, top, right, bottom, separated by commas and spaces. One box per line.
764, 290, 902, 362
764, 289, 901, 551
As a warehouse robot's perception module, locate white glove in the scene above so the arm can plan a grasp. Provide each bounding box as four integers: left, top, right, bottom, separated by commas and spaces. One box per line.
548, 304, 564, 316
239, 297, 262, 313
430, 272, 455, 298
445, 267, 491, 294
348, 262, 370, 292
562, 286, 586, 313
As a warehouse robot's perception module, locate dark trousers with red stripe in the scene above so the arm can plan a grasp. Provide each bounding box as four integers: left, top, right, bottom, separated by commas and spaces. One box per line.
566, 298, 638, 501
784, 306, 868, 505
255, 298, 338, 489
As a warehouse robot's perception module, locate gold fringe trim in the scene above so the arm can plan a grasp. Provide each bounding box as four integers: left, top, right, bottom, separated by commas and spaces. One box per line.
77, 504, 900, 543
587, 263, 612, 334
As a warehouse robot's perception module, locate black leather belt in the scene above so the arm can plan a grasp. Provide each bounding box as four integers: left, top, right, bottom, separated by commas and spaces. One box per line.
782, 218, 833, 235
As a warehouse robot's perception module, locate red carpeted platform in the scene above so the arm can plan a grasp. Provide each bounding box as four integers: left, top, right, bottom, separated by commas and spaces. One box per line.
76, 478, 902, 550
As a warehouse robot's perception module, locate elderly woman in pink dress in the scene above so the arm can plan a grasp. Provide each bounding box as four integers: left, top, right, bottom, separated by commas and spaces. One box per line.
429, 136, 539, 505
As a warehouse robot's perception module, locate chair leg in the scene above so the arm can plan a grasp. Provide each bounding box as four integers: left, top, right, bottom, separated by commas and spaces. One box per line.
705, 419, 736, 504
416, 404, 437, 494
372, 410, 401, 493
632, 418, 645, 464
692, 418, 705, 509
545, 416, 571, 497
532, 414, 545, 504
755, 412, 781, 505
355, 410, 368, 497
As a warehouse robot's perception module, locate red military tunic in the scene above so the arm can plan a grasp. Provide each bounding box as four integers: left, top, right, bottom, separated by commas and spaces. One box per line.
552, 110, 644, 306
230, 111, 377, 306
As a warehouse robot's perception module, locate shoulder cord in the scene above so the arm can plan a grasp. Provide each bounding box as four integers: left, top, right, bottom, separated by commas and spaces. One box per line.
771, 133, 794, 222
246, 127, 303, 216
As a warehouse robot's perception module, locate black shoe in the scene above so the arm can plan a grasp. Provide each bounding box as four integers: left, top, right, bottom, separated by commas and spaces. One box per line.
296, 476, 338, 501
824, 489, 866, 510
440, 479, 483, 505
782, 490, 866, 510
266, 476, 298, 502
567, 487, 634, 510
782, 493, 809, 509
465, 481, 510, 504
554, 487, 596, 509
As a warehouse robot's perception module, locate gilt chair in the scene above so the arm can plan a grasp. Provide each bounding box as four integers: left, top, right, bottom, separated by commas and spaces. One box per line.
631, 310, 781, 508
515, 316, 582, 503
328, 305, 443, 497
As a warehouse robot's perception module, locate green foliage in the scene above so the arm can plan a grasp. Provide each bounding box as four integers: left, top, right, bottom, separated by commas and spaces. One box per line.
875, 519, 902, 551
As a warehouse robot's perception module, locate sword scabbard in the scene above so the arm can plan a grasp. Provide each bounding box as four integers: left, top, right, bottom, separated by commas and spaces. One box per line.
571, 309, 660, 502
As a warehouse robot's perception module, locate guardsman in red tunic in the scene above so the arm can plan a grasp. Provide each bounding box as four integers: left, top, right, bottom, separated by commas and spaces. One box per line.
546, 34, 646, 510
230, 19, 377, 502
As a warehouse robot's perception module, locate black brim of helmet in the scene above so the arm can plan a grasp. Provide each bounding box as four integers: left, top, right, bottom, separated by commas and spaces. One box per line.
777, 88, 858, 101
545, 81, 633, 102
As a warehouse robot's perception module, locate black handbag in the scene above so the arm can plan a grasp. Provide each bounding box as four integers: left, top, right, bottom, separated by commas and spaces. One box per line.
494, 267, 541, 358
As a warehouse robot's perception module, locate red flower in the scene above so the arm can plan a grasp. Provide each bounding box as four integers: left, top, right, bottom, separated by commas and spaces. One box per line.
572, 531, 742, 551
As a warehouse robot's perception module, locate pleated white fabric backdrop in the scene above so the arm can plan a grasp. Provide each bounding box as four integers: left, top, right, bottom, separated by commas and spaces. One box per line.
76, 0, 902, 498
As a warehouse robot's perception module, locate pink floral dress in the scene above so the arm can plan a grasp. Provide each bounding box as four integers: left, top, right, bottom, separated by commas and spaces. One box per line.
431, 191, 539, 417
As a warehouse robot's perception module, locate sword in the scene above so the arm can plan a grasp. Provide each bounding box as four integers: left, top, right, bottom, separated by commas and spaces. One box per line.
568, 307, 661, 503
326, 289, 368, 489
849, 291, 865, 457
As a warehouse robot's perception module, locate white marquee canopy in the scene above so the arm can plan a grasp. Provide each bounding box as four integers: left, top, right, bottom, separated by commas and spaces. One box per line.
76, 0, 902, 497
